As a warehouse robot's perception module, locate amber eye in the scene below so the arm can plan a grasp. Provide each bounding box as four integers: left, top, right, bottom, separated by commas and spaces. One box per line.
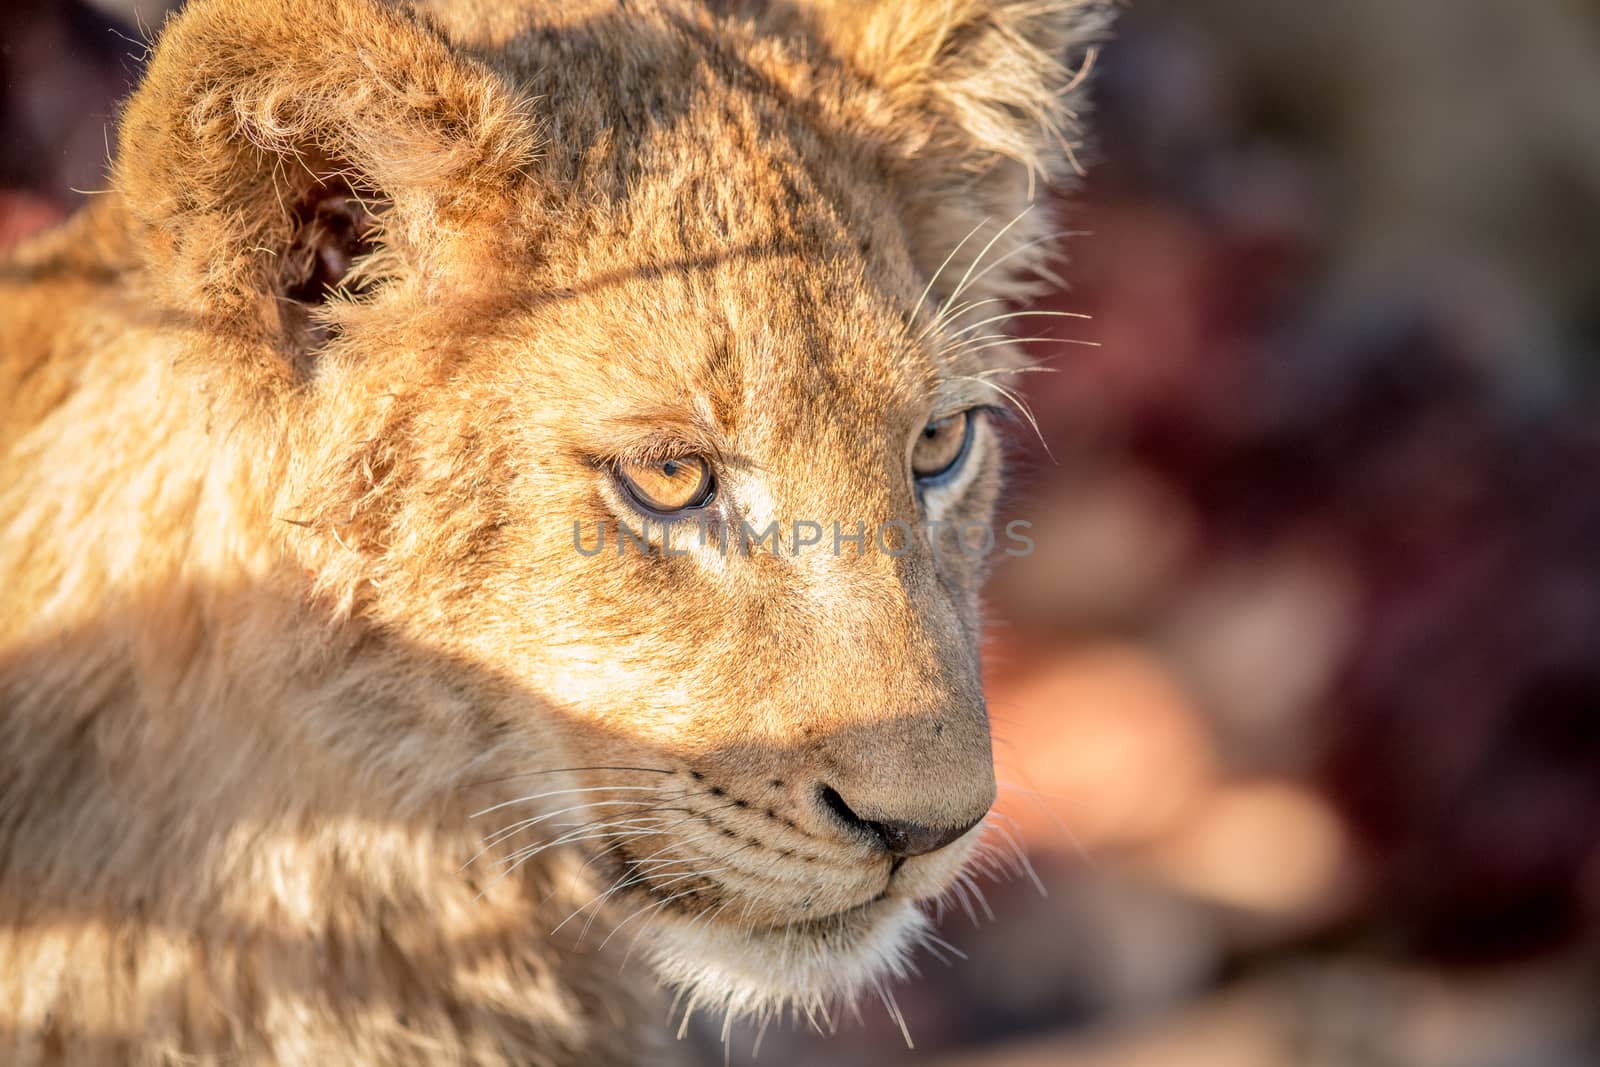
615, 455, 715, 514
911, 411, 973, 481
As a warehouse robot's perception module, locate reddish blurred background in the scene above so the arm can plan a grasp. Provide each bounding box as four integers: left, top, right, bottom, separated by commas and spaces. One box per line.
6, 2, 1598, 1064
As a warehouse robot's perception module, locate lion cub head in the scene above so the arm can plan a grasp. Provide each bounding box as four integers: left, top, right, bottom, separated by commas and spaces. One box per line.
113, 0, 1104, 1026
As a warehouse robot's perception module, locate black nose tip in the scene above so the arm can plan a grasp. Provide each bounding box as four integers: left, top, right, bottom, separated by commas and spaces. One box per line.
870, 816, 983, 858
817, 785, 985, 858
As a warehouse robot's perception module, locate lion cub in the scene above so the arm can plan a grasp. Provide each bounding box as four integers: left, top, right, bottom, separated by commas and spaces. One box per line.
0, 0, 1105, 1062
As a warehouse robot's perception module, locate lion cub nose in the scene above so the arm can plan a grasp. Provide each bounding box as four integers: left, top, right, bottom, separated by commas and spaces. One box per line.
816, 785, 985, 858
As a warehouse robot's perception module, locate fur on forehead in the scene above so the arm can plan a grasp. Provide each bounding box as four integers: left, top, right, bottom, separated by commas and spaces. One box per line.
457, 0, 1112, 307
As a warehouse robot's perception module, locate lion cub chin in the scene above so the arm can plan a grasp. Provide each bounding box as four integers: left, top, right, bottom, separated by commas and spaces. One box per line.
0, 0, 1106, 1062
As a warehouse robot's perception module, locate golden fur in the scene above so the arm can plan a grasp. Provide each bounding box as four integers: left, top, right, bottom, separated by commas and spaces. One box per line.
0, 0, 1107, 1062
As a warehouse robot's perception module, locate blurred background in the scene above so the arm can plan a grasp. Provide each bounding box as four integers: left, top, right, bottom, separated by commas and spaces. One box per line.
5, 1, 1598, 1064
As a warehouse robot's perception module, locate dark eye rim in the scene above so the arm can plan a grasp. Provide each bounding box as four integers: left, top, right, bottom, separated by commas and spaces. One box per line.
613, 457, 718, 518
912, 409, 980, 485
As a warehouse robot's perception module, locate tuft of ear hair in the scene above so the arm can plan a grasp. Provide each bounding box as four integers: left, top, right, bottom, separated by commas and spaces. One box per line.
816, 0, 1106, 175
772, 0, 1112, 306
113, 0, 537, 361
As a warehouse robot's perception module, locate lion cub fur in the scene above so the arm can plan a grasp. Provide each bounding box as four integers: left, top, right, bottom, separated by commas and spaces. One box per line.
0, 0, 1106, 1062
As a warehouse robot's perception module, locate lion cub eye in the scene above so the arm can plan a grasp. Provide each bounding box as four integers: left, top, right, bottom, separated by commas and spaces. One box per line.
616, 456, 716, 514
911, 411, 973, 481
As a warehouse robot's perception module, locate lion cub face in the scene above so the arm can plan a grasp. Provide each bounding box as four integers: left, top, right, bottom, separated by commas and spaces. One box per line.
116, 0, 1102, 1023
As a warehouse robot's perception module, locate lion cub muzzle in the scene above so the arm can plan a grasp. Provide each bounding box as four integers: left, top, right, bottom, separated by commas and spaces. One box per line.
790, 695, 998, 865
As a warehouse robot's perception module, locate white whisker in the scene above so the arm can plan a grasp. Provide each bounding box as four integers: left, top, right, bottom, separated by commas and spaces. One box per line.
876, 981, 914, 1049
942, 205, 1034, 314
913, 214, 994, 325
470, 784, 661, 820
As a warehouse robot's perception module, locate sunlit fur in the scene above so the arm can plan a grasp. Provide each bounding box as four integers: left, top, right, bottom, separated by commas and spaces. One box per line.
0, 0, 1107, 1062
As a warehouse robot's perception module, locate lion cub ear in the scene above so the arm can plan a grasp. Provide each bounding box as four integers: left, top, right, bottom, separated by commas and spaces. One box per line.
782, 0, 1110, 303
113, 0, 535, 365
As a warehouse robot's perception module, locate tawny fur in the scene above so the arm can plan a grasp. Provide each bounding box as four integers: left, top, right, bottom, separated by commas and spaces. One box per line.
0, 1, 1107, 1063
